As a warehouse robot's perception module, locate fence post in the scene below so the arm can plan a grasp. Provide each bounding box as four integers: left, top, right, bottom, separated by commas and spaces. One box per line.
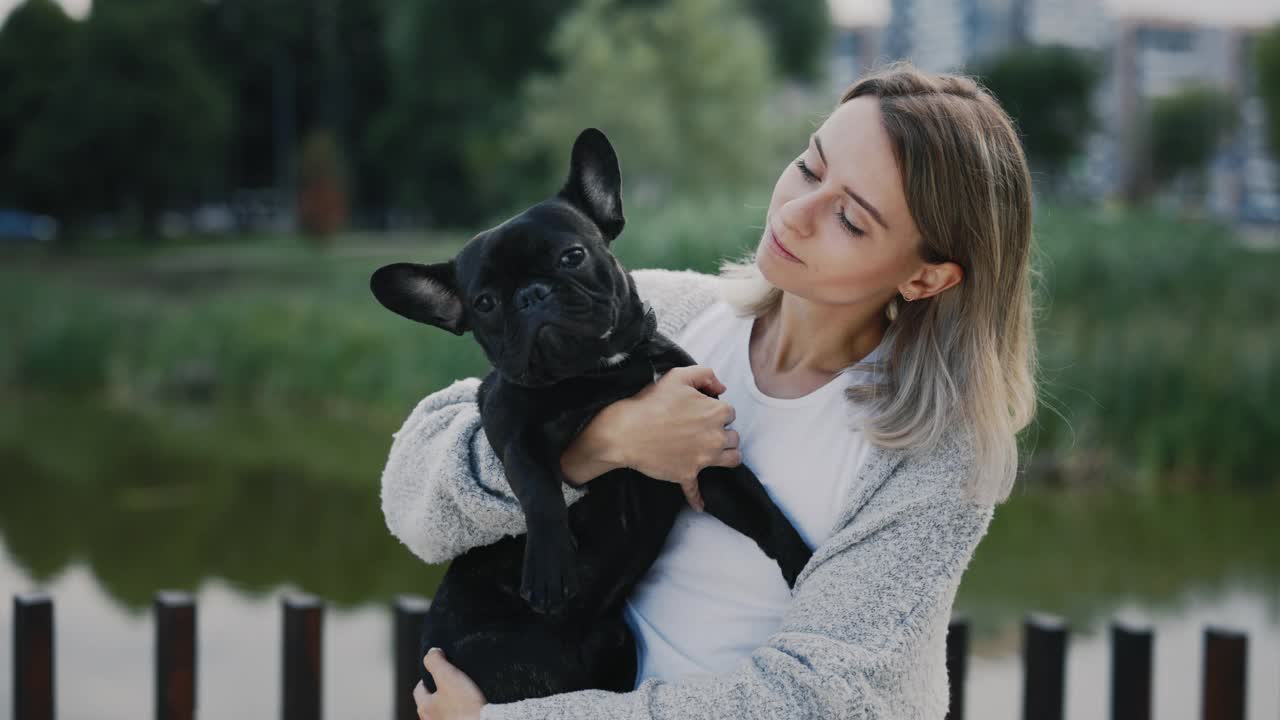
393, 595, 432, 720
1110, 621, 1152, 720
13, 593, 55, 720
283, 594, 324, 720
945, 616, 969, 720
1022, 612, 1068, 720
1202, 626, 1246, 720
155, 591, 196, 720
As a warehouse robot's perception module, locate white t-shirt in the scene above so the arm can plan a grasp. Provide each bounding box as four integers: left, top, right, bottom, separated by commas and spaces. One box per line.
622, 298, 885, 684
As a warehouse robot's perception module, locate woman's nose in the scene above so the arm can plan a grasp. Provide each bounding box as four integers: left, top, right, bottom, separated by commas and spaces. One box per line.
777, 191, 823, 237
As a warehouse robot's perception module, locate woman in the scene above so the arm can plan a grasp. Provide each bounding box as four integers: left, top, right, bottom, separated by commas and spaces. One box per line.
381, 61, 1037, 719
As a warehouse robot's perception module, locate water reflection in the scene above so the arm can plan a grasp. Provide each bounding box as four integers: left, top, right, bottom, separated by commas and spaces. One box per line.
2, 393, 1277, 718
0, 391, 443, 610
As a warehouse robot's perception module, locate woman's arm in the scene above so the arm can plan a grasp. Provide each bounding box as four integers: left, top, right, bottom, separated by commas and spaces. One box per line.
379, 268, 723, 565
477, 443, 995, 719
379, 376, 596, 565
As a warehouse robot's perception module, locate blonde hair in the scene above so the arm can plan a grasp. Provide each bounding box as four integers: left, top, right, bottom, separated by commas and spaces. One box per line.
718, 61, 1038, 506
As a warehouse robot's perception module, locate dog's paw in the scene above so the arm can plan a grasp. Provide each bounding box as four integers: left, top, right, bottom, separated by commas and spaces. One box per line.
775, 534, 813, 589
519, 527, 580, 614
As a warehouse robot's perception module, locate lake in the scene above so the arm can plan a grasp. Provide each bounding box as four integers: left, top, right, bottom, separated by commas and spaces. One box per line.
2, 392, 1277, 719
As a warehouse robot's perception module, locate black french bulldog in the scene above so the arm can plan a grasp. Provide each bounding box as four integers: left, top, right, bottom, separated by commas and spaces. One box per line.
370, 128, 813, 704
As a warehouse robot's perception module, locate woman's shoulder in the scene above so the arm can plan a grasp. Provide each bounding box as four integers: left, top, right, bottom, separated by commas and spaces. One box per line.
838, 422, 985, 528
631, 268, 723, 338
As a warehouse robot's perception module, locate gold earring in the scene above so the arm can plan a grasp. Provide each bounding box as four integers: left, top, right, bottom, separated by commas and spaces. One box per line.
902, 291, 913, 302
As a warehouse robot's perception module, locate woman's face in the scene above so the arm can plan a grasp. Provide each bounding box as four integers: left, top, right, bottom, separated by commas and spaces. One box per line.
757, 95, 926, 307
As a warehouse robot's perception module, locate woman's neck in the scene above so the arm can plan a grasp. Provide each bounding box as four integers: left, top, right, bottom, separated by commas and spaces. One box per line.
754, 291, 889, 378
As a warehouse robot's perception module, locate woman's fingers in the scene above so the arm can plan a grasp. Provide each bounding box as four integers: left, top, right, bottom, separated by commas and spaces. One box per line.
413, 679, 431, 720
681, 479, 704, 513
676, 365, 726, 396
717, 448, 742, 468
420, 646, 488, 715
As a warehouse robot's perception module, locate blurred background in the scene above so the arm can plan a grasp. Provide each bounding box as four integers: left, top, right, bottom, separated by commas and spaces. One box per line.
1, 0, 1278, 717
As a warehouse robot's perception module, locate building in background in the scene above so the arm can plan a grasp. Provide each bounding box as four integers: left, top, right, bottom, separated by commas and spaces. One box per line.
825, 0, 1280, 224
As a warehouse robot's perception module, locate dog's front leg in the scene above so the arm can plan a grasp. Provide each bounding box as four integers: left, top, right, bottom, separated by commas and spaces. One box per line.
698, 466, 814, 588
502, 427, 579, 614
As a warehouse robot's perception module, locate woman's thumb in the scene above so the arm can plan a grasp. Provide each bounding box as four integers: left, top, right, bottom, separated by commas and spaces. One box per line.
423, 647, 453, 676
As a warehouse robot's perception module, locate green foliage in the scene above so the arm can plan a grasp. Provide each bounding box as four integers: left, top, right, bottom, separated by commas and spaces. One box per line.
1146, 84, 1239, 191
612, 192, 772, 272
5, 0, 231, 233
0, 0, 76, 209
198, 0, 393, 210
514, 0, 783, 207
369, 0, 578, 225
970, 44, 1103, 188
0, 243, 488, 417
4, 202, 1277, 491
0, 0, 831, 236
742, 0, 831, 82
1255, 23, 1280, 161
1029, 204, 1278, 490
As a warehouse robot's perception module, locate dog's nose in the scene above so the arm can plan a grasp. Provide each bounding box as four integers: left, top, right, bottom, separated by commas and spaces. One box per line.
515, 282, 553, 311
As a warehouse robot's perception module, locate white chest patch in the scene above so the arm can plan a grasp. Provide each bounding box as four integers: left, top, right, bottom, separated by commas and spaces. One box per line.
603, 351, 629, 366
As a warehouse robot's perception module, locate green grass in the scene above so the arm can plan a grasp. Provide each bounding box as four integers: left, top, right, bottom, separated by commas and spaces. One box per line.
1027, 204, 1280, 490
2, 200, 1277, 490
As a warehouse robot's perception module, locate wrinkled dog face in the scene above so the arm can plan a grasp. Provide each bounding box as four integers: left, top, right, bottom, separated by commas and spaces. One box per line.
370, 128, 638, 387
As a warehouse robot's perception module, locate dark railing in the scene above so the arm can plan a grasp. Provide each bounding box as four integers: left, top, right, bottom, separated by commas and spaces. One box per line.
12, 592, 1252, 720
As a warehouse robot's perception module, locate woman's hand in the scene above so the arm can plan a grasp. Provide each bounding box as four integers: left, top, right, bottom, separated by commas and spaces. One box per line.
593, 365, 741, 512
412, 648, 486, 720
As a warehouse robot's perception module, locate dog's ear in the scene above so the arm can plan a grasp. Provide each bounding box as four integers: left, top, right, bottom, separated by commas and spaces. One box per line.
558, 127, 625, 243
370, 261, 470, 335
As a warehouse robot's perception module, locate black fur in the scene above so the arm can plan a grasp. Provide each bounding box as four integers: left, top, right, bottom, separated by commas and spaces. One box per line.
371, 128, 812, 703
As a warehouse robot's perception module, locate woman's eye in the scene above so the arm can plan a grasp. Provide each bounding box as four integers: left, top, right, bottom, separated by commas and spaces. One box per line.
560, 248, 586, 267
795, 159, 819, 183
473, 295, 496, 312
836, 210, 865, 237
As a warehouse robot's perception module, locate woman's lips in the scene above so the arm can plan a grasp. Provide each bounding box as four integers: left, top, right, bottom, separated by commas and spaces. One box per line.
768, 229, 802, 263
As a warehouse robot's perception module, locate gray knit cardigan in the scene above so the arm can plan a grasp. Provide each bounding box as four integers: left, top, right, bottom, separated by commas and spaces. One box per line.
379, 267, 997, 719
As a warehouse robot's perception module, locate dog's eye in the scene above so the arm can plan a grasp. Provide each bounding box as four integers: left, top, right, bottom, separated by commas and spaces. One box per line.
559, 248, 586, 268
473, 295, 496, 313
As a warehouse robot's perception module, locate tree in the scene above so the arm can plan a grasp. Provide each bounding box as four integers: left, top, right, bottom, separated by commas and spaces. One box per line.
10, 0, 231, 237
1255, 23, 1280, 163
1145, 84, 1239, 210
197, 0, 311, 194
369, 0, 578, 226
198, 0, 392, 225
971, 44, 1103, 193
513, 0, 780, 208
742, 0, 830, 83
0, 0, 78, 211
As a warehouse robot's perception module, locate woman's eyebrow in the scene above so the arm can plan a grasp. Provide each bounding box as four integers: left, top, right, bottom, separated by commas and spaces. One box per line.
810, 133, 827, 166
812, 133, 891, 231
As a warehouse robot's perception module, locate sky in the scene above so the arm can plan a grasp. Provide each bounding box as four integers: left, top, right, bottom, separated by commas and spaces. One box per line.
1, 0, 1277, 33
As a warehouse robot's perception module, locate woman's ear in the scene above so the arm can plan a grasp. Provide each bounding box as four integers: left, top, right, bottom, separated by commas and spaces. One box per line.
901, 261, 963, 301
